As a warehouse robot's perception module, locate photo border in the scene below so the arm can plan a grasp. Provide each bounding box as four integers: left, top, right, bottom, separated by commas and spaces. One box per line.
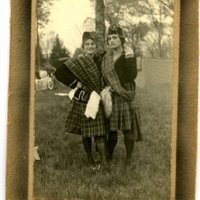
6, 0, 198, 199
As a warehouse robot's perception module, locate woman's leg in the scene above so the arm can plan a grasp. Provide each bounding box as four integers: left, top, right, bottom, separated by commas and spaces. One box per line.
123, 130, 135, 164
107, 131, 118, 161
94, 136, 108, 168
82, 137, 95, 165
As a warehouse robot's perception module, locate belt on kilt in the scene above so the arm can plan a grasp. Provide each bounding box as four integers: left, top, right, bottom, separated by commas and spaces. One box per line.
74, 88, 90, 103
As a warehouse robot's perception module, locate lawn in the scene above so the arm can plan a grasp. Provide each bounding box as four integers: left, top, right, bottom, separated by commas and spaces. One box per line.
34, 58, 173, 200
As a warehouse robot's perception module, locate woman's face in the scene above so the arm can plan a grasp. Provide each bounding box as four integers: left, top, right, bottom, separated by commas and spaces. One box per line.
107, 34, 122, 49
83, 39, 96, 55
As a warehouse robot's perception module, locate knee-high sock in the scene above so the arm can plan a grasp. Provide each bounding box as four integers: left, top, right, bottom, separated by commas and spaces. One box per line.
95, 137, 107, 165
82, 137, 94, 164
107, 131, 118, 160
124, 131, 134, 160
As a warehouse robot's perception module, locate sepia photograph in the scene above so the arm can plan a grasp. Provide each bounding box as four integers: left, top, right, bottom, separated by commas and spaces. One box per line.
32, 0, 178, 199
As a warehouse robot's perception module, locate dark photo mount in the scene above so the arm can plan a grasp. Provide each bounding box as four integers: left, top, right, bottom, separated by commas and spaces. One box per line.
6, 0, 198, 199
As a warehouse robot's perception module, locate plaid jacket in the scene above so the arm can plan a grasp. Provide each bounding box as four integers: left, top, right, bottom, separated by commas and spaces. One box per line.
102, 51, 142, 140
65, 54, 103, 93
63, 54, 108, 137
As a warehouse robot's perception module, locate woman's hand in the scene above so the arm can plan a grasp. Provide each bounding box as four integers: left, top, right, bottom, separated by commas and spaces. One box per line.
124, 43, 134, 58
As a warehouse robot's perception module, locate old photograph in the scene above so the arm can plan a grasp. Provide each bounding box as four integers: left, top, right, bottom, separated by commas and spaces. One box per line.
32, 0, 177, 199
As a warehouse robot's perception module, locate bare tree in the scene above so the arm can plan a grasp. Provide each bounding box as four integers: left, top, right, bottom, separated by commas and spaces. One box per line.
36, 0, 56, 68
157, 0, 174, 12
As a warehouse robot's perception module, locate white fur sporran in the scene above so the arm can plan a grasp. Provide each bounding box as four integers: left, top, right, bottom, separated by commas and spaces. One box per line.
100, 86, 113, 118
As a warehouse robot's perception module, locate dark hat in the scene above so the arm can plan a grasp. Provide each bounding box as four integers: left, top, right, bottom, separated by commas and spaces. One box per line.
82, 31, 96, 48
108, 24, 124, 37
107, 24, 125, 46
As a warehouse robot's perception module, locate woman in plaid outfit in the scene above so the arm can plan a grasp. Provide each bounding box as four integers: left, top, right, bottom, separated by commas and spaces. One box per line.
101, 24, 142, 165
55, 32, 108, 168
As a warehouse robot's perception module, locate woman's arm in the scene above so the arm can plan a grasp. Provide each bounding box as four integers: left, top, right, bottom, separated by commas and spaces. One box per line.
123, 46, 137, 82
55, 64, 78, 88
125, 56, 137, 81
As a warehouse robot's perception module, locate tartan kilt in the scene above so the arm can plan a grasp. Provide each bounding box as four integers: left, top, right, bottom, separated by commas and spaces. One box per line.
109, 93, 142, 141
65, 100, 108, 137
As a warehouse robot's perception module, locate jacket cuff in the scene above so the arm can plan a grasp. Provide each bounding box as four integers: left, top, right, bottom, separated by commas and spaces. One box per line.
125, 54, 134, 58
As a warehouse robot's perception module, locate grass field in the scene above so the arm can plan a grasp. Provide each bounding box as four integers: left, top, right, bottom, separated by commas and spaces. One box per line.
34, 58, 173, 200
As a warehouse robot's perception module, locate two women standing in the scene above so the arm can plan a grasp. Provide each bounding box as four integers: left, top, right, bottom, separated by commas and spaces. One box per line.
55, 24, 142, 170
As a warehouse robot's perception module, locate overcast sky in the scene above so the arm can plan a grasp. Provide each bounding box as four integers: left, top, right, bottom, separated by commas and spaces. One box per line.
42, 0, 95, 54
41, 0, 173, 55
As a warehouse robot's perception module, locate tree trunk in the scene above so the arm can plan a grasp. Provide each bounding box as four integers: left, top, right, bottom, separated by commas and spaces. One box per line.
158, 32, 162, 57
95, 0, 106, 50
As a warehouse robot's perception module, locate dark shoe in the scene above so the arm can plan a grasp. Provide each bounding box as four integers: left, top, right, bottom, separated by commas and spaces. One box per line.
125, 159, 131, 166
124, 159, 136, 170
106, 154, 113, 162
99, 162, 110, 174
87, 157, 95, 166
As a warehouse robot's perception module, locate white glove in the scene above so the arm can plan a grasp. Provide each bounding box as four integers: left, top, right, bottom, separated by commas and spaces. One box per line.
84, 91, 101, 119
68, 87, 78, 100
124, 43, 134, 58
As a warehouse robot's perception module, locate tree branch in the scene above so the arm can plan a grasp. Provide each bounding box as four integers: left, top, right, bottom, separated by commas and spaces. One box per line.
157, 0, 174, 11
